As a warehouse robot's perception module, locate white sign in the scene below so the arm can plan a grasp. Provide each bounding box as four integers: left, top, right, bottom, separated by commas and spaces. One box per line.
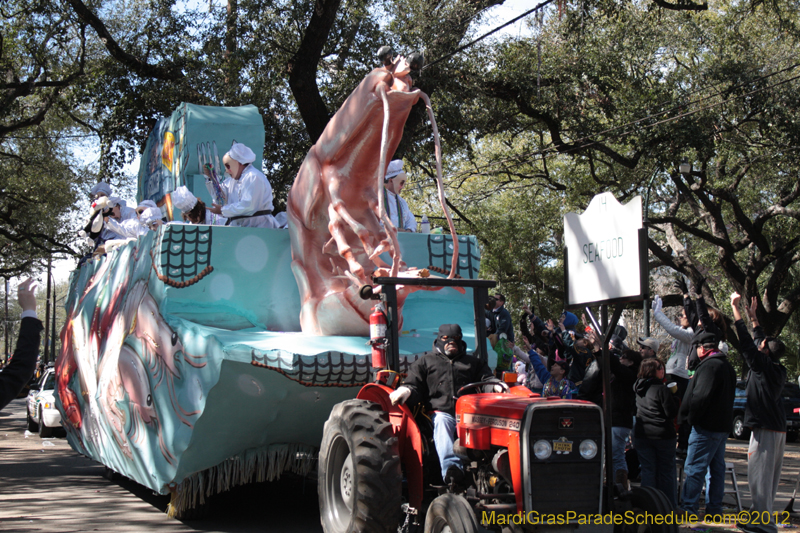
563, 193, 644, 307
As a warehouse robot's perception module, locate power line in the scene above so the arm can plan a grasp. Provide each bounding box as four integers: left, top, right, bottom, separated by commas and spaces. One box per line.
425, 0, 556, 70
432, 63, 800, 187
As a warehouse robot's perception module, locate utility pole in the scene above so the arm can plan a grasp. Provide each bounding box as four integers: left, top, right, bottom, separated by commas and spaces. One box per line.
44, 257, 52, 363
3, 278, 8, 363
51, 283, 57, 360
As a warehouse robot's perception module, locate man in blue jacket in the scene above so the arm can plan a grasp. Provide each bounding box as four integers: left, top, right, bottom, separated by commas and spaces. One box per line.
1, 278, 44, 410
731, 292, 786, 533
492, 293, 514, 343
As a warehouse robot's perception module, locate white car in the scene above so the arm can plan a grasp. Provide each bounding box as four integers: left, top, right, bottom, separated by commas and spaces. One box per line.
26, 368, 62, 437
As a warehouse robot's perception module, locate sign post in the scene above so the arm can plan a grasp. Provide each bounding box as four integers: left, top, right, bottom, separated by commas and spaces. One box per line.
563, 192, 649, 512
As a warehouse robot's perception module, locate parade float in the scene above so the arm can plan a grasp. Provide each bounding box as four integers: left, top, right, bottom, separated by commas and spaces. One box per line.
56, 56, 488, 516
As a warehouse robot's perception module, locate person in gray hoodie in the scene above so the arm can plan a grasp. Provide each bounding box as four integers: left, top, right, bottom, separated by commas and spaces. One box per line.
651, 295, 692, 397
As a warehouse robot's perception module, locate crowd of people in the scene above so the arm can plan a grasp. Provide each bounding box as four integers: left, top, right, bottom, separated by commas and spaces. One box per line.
391, 282, 787, 527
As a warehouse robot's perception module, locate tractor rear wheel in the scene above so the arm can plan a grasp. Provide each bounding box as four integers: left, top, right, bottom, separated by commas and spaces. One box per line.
318, 399, 402, 533
424, 493, 481, 533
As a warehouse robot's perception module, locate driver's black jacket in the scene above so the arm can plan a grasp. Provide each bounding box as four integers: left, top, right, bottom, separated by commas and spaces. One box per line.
402, 349, 493, 416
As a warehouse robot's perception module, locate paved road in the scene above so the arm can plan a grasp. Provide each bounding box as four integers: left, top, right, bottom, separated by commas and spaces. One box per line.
0, 399, 322, 532
5, 395, 800, 532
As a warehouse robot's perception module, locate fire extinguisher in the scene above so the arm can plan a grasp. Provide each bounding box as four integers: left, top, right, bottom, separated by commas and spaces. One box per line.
369, 303, 387, 369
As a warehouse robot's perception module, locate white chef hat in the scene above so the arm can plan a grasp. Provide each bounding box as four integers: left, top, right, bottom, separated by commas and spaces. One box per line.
138, 200, 158, 210
171, 186, 198, 212
90, 181, 112, 197
139, 207, 162, 226
385, 160, 406, 181
107, 196, 123, 208
226, 143, 256, 164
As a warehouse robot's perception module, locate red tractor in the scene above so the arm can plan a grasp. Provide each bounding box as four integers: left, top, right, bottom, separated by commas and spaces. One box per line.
318, 277, 676, 533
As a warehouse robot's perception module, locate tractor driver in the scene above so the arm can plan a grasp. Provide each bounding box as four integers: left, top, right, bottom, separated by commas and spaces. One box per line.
389, 324, 499, 484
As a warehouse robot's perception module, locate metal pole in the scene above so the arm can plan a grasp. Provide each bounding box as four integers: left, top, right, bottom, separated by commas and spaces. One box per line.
44, 257, 52, 364
600, 305, 613, 513
51, 281, 57, 359
642, 167, 659, 337
3, 278, 8, 364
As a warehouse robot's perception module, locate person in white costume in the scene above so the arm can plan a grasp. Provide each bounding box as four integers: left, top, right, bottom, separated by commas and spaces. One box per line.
171, 186, 228, 226
207, 143, 278, 228
101, 196, 138, 240
104, 203, 163, 239
90, 181, 112, 200
383, 159, 416, 232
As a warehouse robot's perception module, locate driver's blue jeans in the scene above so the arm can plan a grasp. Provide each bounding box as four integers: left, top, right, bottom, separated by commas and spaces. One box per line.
433, 411, 461, 480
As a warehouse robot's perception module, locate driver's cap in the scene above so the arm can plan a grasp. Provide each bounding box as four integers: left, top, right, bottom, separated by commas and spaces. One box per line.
437, 324, 463, 342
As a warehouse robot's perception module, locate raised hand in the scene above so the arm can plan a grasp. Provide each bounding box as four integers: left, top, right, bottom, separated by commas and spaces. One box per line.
521, 336, 531, 351
17, 277, 37, 312
673, 277, 688, 295
730, 292, 742, 322
651, 295, 663, 315
746, 296, 759, 323
692, 276, 706, 295
730, 292, 741, 309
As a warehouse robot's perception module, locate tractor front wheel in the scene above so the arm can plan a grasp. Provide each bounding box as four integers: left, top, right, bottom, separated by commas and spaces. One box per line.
424, 493, 481, 533
318, 399, 402, 533
616, 486, 678, 533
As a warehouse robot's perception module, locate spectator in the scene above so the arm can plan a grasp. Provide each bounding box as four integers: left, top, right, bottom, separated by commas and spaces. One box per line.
731, 292, 786, 533
492, 293, 514, 343
0, 279, 43, 410
518, 336, 548, 394
172, 186, 228, 225
208, 143, 280, 228
637, 337, 660, 360
491, 335, 515, 378
527, 345, 574, 399
382, 160, 416, 232
609, 325, 628, 356
651, 295, 692, 401
634, 358, 679, 508
677, 328, 736, 518
389, 324, 498, 484
581, 329, 639, 489
521, 304, 547, 340
485, 295, 498, 336
678, 277, 728, 374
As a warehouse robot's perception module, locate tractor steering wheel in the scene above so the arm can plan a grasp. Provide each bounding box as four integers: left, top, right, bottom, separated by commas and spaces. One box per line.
456, 380, 510, 397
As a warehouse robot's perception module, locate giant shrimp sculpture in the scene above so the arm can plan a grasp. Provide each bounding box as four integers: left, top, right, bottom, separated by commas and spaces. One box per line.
287, 51, 460, 336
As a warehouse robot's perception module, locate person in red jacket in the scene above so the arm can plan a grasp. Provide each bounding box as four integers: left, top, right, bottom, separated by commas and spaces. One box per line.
1, 278, 44, 410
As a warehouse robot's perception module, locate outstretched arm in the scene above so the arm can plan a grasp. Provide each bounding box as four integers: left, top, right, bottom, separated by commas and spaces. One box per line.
0, 279, 44, 410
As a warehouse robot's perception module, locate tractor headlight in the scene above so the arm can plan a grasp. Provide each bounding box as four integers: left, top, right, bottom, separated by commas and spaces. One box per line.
579, 439, 598, 459
533, 440, 552, 460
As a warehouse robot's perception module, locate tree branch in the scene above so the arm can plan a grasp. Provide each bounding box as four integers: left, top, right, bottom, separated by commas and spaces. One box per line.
64, 0, 184, 80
